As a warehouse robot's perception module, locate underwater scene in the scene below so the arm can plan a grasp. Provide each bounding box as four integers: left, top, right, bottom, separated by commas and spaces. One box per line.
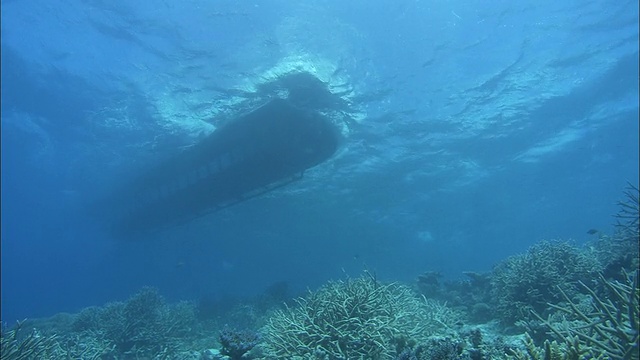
1, 0, 638, 359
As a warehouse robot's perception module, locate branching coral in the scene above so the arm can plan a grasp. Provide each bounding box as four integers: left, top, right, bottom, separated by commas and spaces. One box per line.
490, 240, 602, 325
0, 320, 59, 360
613, 182, 639, 237
593, 182, 640, 279
507, 332, 586, 360
52, 332, 116, 360
70, 286, 196, 358
1, 319, 117, 360
260, 273, 459, 359
531, 270, 639, 359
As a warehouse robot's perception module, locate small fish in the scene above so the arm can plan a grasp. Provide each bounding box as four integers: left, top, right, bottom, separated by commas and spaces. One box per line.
586, 229, 599, 235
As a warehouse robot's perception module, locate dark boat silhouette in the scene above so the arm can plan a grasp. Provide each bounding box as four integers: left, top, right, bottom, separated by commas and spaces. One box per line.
101, 98, 340, 237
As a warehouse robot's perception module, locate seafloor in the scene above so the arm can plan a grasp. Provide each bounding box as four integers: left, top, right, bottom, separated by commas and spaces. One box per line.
1, 185, 638, 360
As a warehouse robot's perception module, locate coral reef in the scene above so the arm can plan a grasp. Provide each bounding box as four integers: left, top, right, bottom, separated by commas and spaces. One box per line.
613, 182, 639, 237
531, 270, 639, 359
415, 337, 464, 360
0, 320, 59, 360
1, 317, 117, 359
507, 332, 584, 360
393, 327, 517, 360
259, 272, 459, 359
593, 182, 639, 281
219, 327, 260, 359
490, 240, 602, 326
3, 182, 637, 360
416, 271, 443, 299
68, 286, 197, 358
421, 271, 492, 323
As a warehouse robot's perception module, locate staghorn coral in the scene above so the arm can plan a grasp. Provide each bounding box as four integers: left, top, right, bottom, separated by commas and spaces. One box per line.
0, 320, 59, 360
1, 318, 116, 360
513, 183, 640, 359
507, 332, 589, 360
593, 182, 639, 280
613, 182, 639, 238
259, 273, 459, 359
69, 286, 197, 358
490, 240, 602, 326
531, 270, 639, 360
51, 332, 116, 360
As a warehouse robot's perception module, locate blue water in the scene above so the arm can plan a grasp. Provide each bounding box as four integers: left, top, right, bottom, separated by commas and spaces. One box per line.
1, 0, 638, 325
